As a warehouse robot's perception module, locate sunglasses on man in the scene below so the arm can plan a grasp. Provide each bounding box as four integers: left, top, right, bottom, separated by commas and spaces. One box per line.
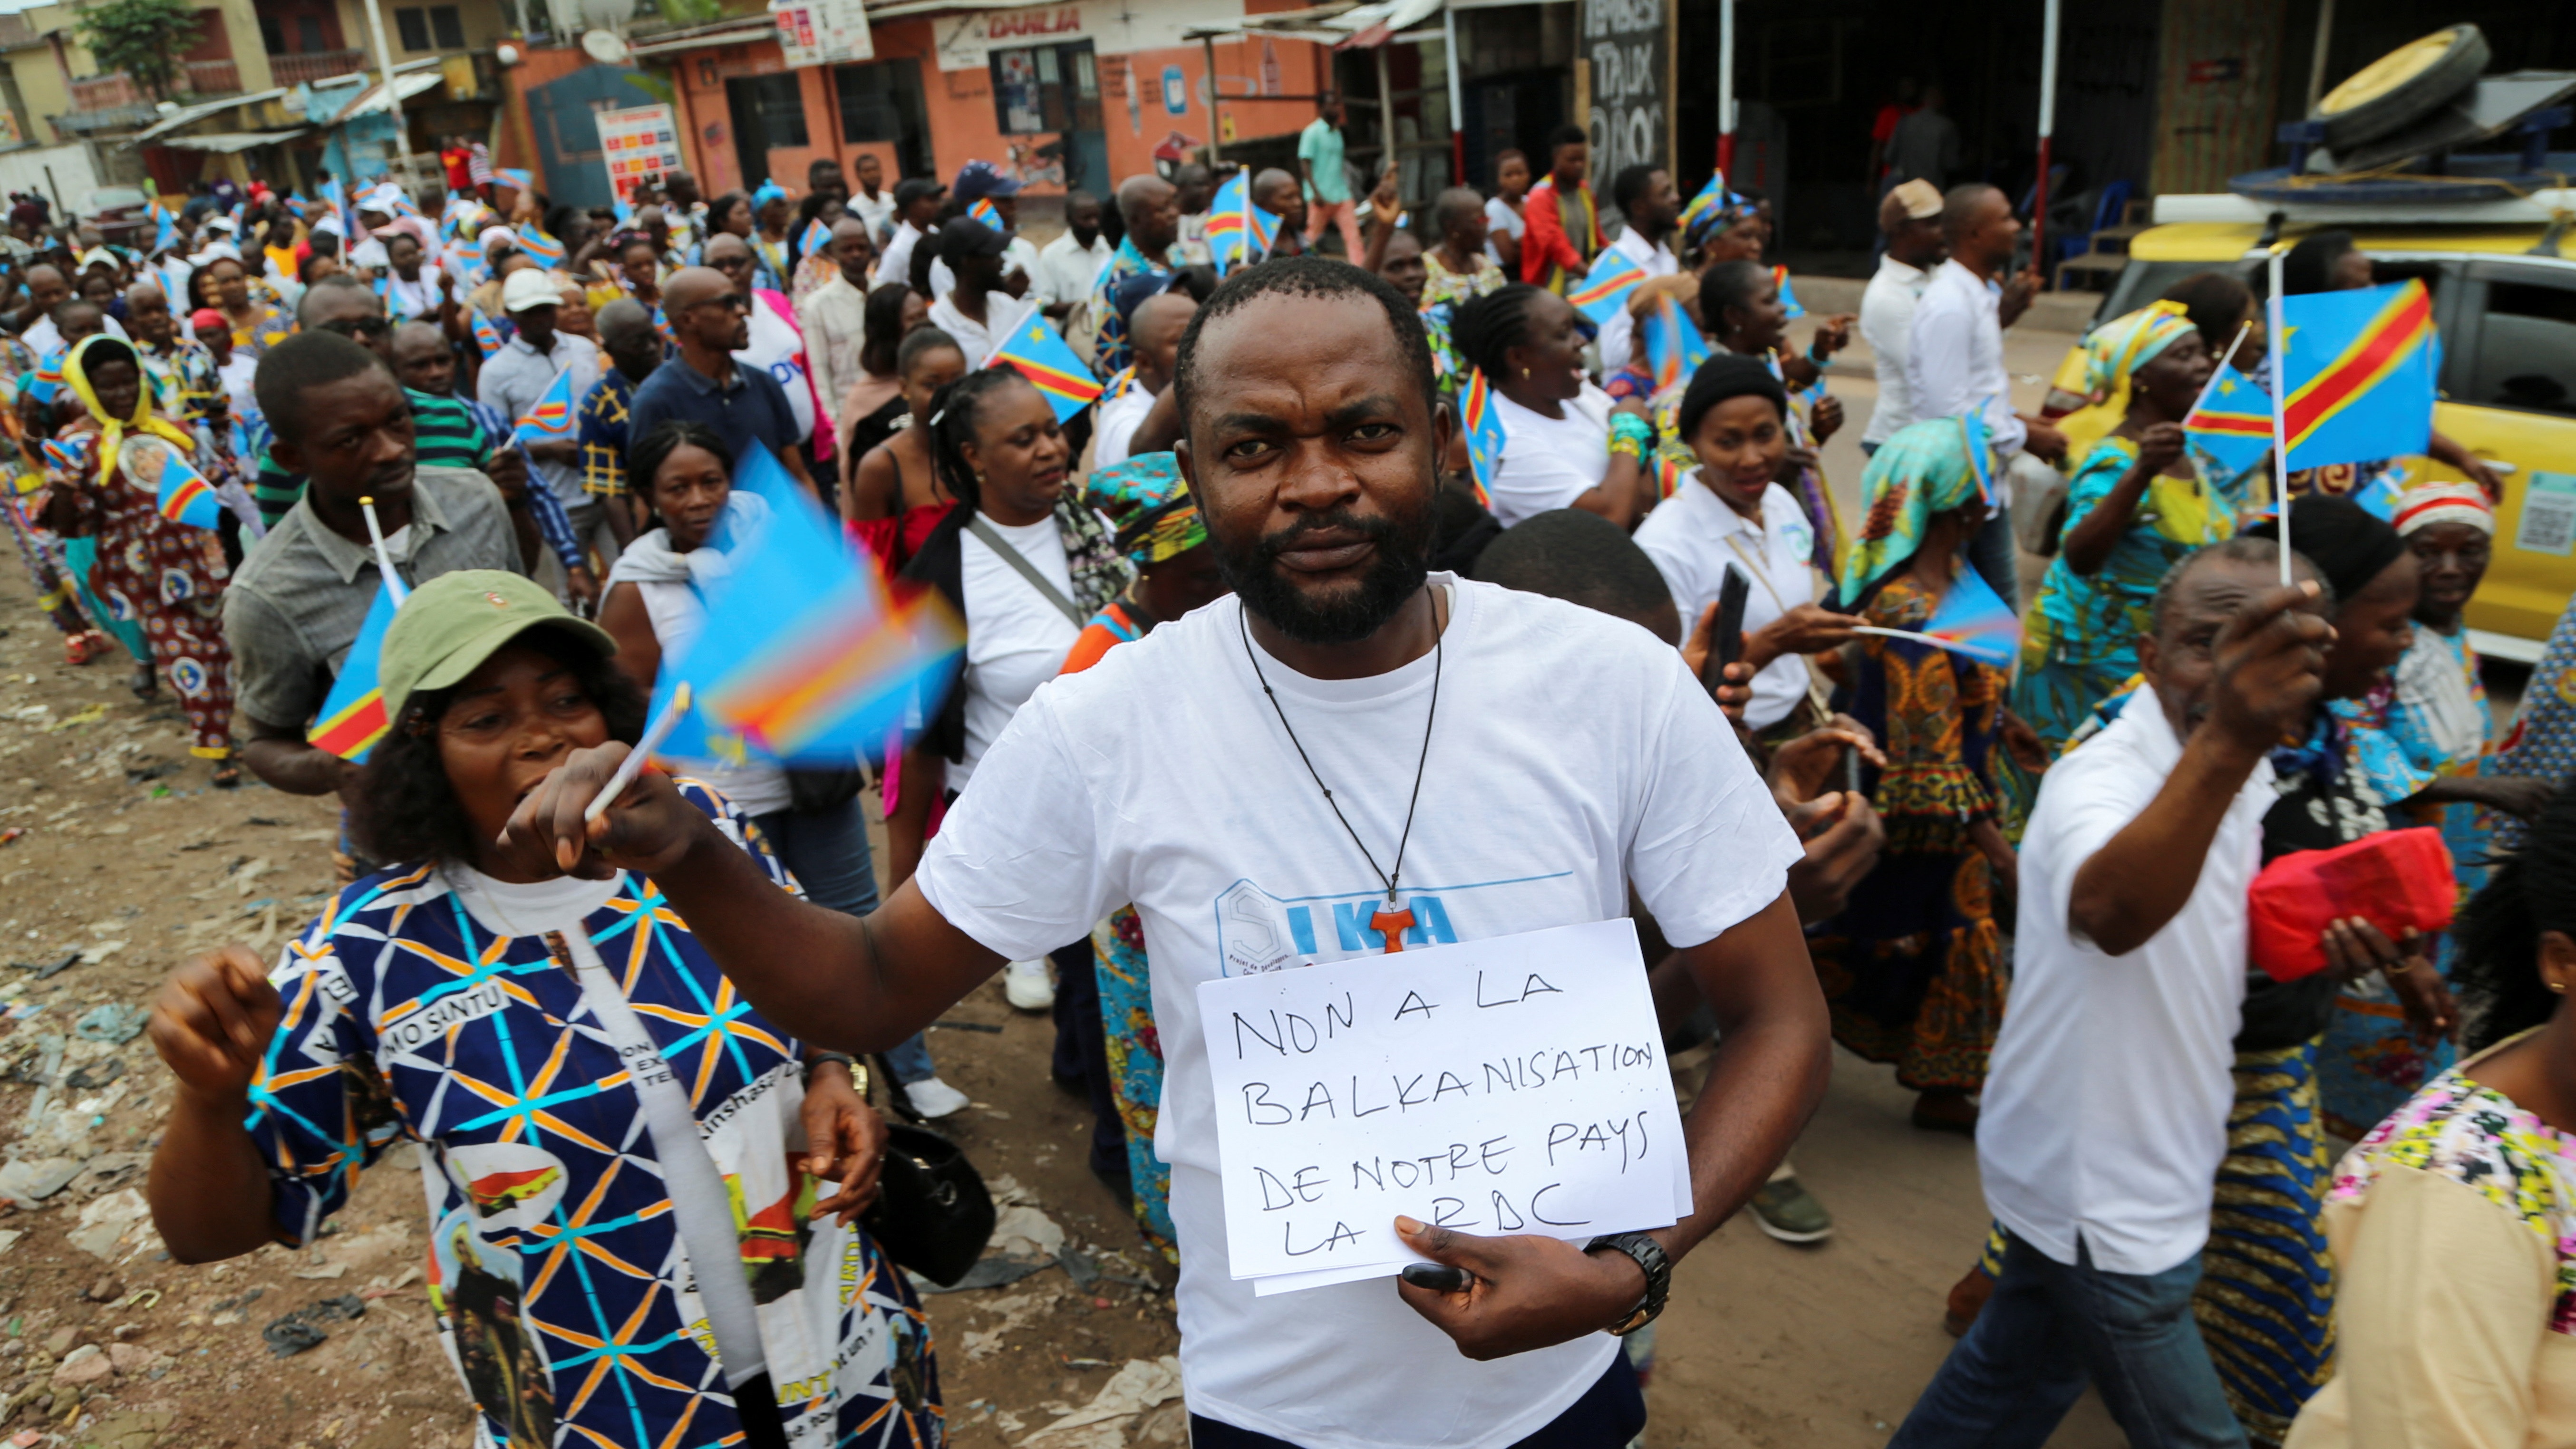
315, 315, 391, 339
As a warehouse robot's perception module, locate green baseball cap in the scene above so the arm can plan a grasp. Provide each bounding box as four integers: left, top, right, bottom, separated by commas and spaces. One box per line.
379, 570, 617, 726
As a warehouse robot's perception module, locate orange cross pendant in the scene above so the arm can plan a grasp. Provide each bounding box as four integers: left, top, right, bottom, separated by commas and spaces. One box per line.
1370, 904, 1415, 953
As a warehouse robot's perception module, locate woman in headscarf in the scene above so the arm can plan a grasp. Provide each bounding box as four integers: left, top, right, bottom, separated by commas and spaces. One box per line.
2011, 302, 2221, 759
142, 570, 944, 1449
30, 335, 239, 782
1806, 416, 2020, 1133
1056, 452, 1231, 1259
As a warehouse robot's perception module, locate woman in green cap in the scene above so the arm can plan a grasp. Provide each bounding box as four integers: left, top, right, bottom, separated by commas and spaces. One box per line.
140, 569, 942, 1449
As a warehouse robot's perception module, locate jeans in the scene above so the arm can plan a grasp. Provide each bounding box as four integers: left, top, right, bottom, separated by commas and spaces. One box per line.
1966, 506, 2020, 615
1890, 1229, 2247, 1449
751, 799, 936, 1086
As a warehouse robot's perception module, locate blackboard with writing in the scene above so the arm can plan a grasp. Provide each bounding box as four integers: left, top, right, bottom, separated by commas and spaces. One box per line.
1583, 0, 1670, 209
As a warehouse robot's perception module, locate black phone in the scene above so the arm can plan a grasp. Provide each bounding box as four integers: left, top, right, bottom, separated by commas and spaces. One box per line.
1702, 565, 1752, 696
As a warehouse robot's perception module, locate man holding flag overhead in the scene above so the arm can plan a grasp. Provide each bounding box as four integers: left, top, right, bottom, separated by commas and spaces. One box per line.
501, 254, 1825, 1449
224, 331, 521, 828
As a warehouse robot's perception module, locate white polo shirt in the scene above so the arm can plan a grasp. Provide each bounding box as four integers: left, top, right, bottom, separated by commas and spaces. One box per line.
1977, 689, 2274, 1276
1632, 474, 1820, 730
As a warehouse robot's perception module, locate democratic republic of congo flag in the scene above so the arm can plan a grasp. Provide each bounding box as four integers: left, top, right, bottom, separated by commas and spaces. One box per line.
470, 310, 505, 359
1678, 172, 1730, 234
798, 217, 832, 261
2183, 360, 2275, 477
1204, 171, 1281, 274
989, 315, 1104, 422
1917, 563, 2019, 665
2276, 278, 2437, 472
514, 225, 567, 268
511, 370, 578, 446
150, 448, 223, 530
308, 578, 401, 760
1641, 294, 1709, 393
1459, 368, 1506, 511
650, 444, 961, 765
968, 197, 1003, 228
1566, 247, 1643, 325
1772, 264, 1804, 321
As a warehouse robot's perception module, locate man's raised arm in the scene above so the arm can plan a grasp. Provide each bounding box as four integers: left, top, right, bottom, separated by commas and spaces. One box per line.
496, 744, 1002, 1048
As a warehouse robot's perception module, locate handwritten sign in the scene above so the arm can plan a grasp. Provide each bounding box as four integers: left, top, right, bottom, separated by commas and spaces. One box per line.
1197, 919, 1689, 1291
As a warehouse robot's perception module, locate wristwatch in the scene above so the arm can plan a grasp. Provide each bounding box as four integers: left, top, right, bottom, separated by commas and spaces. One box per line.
804, 1051, 867, 1099
1585, 1232, 1671, 1335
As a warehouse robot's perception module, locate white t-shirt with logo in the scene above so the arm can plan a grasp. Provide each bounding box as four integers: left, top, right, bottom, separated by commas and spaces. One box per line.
953, 513, 1082, 794
737, 291, 814, 444
1632, 475, 1820, 730
916, 577, 1800, 1449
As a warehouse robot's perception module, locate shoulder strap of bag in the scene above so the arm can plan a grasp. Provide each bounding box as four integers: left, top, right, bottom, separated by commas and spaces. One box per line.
965, 512, 1085, 626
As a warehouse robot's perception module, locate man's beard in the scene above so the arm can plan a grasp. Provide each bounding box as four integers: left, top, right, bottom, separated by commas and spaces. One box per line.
1218, 505, 1432, 647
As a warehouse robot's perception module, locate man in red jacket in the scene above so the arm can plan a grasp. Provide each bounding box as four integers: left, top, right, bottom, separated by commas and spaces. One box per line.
1520, 123, 1601, 292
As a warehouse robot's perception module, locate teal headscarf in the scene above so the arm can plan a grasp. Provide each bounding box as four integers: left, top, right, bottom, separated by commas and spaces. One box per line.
1837, 414, 1997, 607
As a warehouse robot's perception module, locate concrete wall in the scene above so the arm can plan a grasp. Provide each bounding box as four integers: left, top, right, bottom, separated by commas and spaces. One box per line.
0, 139, 98, 211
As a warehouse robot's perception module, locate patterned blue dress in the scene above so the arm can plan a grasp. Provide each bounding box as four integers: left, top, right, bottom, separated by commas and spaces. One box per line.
247, 782, 944, 1449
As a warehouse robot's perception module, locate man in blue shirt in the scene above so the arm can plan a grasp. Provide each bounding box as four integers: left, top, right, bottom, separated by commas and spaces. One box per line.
626, 265, 817, 493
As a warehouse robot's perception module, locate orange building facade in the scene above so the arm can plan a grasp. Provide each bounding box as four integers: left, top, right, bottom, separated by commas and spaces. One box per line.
625, 0, 1344, 209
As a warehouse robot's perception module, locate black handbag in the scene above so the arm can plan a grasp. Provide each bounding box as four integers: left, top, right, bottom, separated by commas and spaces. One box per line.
861, 1123, 996, 1287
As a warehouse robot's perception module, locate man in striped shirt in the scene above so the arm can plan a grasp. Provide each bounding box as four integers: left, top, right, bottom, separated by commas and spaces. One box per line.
576, 299, 664, 547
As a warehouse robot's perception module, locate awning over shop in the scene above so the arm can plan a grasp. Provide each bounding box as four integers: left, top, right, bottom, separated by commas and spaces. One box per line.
1180, 0, 1441, 48
323, 69, 445, 124
130, 87, 290, 144
155, 129, 308, 153
625, 18, 779, 56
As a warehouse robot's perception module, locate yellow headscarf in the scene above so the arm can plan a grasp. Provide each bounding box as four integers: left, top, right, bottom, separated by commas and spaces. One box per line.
62, 335, 197, 473
2052, 299, 2199, 466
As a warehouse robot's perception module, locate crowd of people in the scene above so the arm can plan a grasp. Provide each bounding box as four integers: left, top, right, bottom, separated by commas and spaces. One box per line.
0, 98, 2556, 1449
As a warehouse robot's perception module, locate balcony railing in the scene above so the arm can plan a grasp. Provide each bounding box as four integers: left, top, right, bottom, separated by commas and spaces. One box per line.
269, 48, 368, 86
183, 58, 240, 94
67, 73, 138, 111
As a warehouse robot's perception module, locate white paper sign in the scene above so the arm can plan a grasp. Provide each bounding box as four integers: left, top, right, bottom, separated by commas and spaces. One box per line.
1196, 918, 1689, 1288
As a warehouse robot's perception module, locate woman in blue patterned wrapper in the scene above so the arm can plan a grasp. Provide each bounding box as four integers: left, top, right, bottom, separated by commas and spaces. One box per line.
138, 570, 943, 1449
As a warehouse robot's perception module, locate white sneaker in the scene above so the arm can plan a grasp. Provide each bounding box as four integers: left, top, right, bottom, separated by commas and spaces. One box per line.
1004, 958, 1056, 1012
903, 1077, 971, 1120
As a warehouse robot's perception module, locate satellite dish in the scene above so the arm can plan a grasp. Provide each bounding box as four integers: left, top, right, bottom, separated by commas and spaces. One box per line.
581, 28, 630, 62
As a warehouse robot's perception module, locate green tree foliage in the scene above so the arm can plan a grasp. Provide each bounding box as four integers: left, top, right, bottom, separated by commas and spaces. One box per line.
75, 0, 203, 100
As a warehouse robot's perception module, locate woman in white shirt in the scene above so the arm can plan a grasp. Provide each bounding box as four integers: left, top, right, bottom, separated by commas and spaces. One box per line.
1453, 282, 1656, 528
1633, 354, 1861, 744
1484, 149, 1530, 275
599, 419, 969, 1120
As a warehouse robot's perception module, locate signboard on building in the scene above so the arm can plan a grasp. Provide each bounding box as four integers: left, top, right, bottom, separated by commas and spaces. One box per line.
934, 0, 1213, 71
771, 0, 874, 68
1581, 0, 1671, 205
598, 104, 684, 204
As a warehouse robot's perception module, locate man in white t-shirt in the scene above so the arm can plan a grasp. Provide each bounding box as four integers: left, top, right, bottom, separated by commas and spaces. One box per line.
1857, 178, 1944, 453
876, 178, 944, 295
1595, 164, 1682, 375
1891, 538, 2331, 1449
1032, 190, 1114, 322
504, 257, 1829, 1449
1092, 291, 1192, 468
848, 154, 898, 242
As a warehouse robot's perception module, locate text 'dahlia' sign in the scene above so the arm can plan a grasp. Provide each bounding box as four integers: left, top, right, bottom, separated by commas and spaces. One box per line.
1196, 918, 1689, 1290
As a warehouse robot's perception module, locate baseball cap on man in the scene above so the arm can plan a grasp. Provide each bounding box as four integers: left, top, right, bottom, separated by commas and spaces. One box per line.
892, 177, 944, 210
379, 570, 616, 726
952, 160, 1022, 201
503, 267, 564, 314
936, 218, 1011, 266
1879, 179, 1944, 234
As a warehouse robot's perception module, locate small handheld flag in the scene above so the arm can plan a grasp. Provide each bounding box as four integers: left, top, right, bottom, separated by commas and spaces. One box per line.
511, 370, 578, 445
1459, 368, 1506, 511
153, 204, 178, 254
1640, 295, 1710, 394
1678, 172, 1730, 234
651, 445, 962, 765
495, 168, 533, 195
798, 217, 832, 260
2275, 278, 2437, 473
515, 226, 566, 268
124, 437, 221, 531
470, 310, 505, 359
1565, 247, 1644, 324
585, 683, 690, 822
1202, 171, 1282, 274
308, 580, 398, 759
967, 197, 1003, 228
1772, 264, 1805, 321
1851, 563, 2020, 666
308, 496, 410, 762
2182, 326, 2273, 480
988, 315, 1104, 422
